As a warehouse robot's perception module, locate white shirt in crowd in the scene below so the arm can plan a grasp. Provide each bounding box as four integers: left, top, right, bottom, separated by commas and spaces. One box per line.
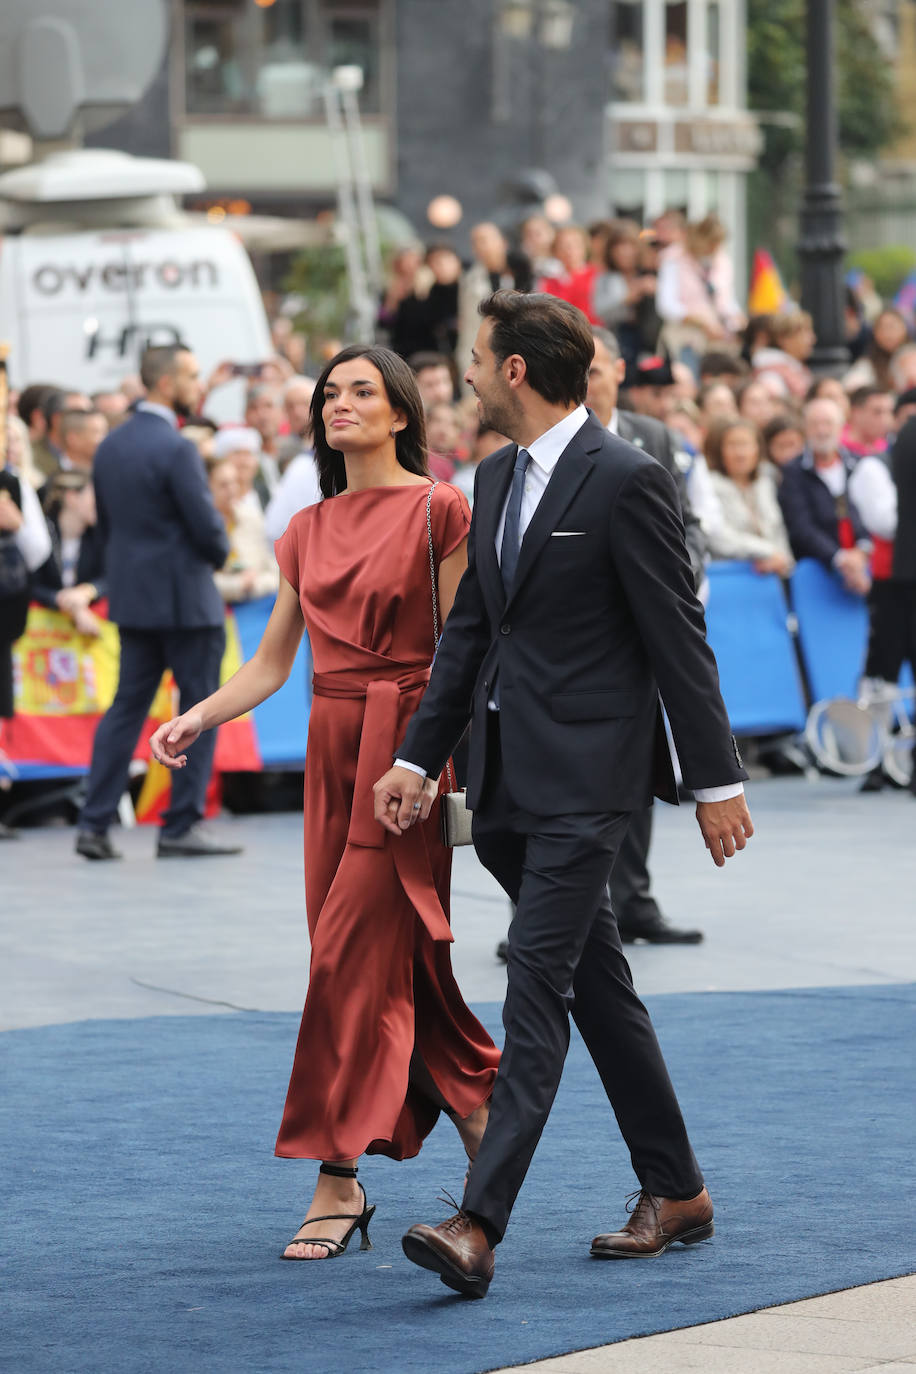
399, 404, 743, 803
264, 449, 322, 544
848, 456, 897, 541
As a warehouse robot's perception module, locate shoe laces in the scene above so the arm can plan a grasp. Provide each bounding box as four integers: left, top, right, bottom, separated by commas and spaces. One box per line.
436, 1189, 470, 1235
625, 1189, 660, 1221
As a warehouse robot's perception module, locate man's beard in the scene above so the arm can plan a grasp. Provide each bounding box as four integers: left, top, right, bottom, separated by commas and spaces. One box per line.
173, 397, 194, 420
476, 386, 521, 441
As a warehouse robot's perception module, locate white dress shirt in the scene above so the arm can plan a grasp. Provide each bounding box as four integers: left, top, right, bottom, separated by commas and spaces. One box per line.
399, 404, 743, 802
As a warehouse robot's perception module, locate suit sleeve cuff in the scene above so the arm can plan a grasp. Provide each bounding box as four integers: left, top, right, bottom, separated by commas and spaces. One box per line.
394, 758, 428, 780
694, 783, 745, 803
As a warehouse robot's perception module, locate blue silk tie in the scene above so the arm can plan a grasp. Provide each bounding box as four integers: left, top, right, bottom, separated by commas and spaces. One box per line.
500, 447, 531, 594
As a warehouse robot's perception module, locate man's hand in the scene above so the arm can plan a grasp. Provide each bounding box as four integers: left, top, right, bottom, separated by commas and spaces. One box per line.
373, 766, 436, 836
696, 796, 754, 868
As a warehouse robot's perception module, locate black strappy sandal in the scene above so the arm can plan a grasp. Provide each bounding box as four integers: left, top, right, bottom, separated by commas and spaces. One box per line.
280, 1163, 376, 1261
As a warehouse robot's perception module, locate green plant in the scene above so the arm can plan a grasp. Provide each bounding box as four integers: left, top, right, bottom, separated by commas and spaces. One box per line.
847, 246, 916, 302
284, 241, 352, 359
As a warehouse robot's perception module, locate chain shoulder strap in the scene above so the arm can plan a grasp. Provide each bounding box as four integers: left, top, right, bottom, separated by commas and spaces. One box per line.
426, 480, 441, 646
425, 480, 455, 791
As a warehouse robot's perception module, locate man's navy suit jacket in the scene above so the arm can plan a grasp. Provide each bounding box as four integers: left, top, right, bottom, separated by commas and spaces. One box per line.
400, 411, 746, 817
93, 409, 229, 630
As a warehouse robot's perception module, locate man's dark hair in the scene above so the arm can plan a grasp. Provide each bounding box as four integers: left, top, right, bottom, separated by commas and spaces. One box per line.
698, 351, 748, 381
479, 290, 593, 407
40, 388, 69, 425
60, 409, 104, 445
591, 326, 621, 362
762, 413, 804, 445
407, 351, 452, 376
140, 343, 190, 392
848, 384, 887, 409
894, 387, 916, 414
17, 383, 60, 427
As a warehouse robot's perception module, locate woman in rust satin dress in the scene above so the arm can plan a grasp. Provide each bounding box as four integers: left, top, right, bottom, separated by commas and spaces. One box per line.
150, 345, 498, 1261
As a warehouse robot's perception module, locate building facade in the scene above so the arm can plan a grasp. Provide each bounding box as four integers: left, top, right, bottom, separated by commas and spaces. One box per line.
80, 1, 759, 267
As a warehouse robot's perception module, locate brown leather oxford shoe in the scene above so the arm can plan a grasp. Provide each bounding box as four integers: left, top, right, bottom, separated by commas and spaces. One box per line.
402, 1209, 495, 1298
590, 1186, 714, 1259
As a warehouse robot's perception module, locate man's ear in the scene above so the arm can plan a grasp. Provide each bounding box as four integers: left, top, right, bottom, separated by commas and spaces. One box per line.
615, 358, 627, 385
504, 354, 528, 390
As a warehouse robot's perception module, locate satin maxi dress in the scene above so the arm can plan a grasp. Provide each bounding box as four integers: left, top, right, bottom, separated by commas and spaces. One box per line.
273, 480, 499, 1162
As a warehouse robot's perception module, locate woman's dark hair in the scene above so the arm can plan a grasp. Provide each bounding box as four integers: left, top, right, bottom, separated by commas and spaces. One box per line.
479, 290, 593, 407
310, 344, 430, 499
704, 417, 763, 478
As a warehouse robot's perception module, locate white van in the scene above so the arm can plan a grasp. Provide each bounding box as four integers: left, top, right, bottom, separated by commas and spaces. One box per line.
0, 149, 274, 399
0, 224, 273, 394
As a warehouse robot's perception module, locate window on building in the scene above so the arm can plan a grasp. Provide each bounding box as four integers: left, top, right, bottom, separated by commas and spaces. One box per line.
184, 0, 381, 118
610, 168, 646, 221
611, 0, 645, 103
664, 1, 689, 106
706, 1, 721, 106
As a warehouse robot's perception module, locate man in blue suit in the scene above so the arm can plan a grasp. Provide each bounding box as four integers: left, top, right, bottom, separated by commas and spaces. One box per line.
76, 344, 242, 860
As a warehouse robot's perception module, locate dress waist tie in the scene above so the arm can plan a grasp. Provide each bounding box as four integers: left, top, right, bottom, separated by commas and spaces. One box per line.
311, 667, 453, 945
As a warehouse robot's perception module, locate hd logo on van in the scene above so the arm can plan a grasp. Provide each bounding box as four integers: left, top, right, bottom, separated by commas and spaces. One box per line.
31, 258, 220, 295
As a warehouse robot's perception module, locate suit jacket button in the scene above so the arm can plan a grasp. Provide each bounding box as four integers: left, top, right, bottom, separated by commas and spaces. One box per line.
500, 624, 511, 635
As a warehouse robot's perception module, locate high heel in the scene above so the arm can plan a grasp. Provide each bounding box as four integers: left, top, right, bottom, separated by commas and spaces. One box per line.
280, 1163, 376, 1261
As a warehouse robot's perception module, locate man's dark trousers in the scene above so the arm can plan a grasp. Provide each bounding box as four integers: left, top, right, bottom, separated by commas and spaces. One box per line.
462, 718, 703, 1242
81, 626, 225, 839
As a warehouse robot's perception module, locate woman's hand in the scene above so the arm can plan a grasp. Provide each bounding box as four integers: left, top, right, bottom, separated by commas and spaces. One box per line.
149, 711, 204, 769
73, 607, 102, 638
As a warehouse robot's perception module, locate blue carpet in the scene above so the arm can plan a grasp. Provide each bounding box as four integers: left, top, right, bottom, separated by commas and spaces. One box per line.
3, 985, 915, 1374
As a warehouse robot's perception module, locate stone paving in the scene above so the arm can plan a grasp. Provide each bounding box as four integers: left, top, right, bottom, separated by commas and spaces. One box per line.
3, 775, 915, 1370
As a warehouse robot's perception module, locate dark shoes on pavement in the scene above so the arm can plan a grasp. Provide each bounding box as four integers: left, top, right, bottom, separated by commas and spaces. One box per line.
76, 826, 242, 860
75, 831, 123, 861
591, 1186, 714, 1259
157, 825, 243, 858
497, 915, 704, 960
617, 917, 704, 945
402, 1208, 495, 1299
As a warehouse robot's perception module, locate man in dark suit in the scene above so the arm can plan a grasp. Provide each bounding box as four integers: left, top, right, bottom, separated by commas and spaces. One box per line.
76, 344, 241, 860
373, 292, 752, 1298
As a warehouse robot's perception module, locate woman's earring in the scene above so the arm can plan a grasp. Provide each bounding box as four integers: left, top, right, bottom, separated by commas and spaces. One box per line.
390, 427, 397, 437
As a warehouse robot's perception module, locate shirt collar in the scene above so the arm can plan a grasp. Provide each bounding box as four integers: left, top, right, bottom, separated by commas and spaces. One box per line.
137, 400, 179, 428
523, 404, 589, 475
608, 408, 619, 435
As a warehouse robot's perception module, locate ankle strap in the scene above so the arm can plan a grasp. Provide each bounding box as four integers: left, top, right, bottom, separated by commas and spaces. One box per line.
319, 1163, 358, 1178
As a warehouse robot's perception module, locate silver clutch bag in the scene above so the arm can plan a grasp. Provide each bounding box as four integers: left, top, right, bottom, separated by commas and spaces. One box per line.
441, 788, 473, 848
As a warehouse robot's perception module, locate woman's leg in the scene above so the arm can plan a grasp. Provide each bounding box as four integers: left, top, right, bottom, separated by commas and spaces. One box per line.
283, 1157, 364, 1260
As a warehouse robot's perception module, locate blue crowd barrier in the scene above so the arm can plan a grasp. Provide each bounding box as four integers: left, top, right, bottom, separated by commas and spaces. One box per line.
232, 596, 311, 768
789, 559, 869, 703
704, 562, 807, 734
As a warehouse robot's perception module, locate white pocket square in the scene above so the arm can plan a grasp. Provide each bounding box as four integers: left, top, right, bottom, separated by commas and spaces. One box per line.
551, 531, 586, 537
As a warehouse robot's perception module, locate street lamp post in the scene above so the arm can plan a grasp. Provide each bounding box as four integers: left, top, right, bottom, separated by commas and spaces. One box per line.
797, 0, 849, 373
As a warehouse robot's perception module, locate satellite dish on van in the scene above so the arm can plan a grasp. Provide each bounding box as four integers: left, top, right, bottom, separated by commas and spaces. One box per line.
0, 0, 168, 142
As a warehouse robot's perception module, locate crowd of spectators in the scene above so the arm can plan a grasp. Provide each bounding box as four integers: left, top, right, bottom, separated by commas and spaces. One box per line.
2, 203, 916, 817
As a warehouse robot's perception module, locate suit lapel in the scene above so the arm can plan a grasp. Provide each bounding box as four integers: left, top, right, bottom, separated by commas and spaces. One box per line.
505, 423, 599, 608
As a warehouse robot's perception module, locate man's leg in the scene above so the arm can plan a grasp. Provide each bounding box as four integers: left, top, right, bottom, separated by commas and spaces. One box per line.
464, 796, 631, 1242
79, 631, 165, 834
613, 808, 704, 944
571, 893, 704, 1199
160, 627, 225, 839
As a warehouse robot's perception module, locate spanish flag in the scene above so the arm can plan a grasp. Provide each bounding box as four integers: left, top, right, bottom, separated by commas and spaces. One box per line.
747, 248, 788, 316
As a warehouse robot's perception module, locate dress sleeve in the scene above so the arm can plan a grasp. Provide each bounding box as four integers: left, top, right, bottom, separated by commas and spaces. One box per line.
433, 483, 471, 563
274, 515, 301, 592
